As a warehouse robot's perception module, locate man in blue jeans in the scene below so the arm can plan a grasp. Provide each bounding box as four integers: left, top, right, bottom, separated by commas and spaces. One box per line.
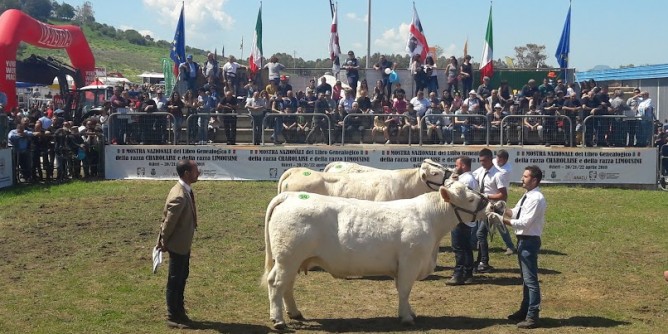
472, 148, 508, 273
489, 165, 547, 329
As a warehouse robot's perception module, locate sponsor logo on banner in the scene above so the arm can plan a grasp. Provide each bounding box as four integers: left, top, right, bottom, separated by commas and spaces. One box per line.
5, 61, 16, 81
38, 22, 73, 48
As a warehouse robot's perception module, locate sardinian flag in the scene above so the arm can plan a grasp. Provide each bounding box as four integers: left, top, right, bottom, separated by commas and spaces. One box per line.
405, 4, 429, 61
329, 4, 341, 74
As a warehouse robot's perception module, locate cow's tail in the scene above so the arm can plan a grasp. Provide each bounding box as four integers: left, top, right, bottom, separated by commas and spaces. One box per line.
261, 193, 287, 287
276, 168, 295, 194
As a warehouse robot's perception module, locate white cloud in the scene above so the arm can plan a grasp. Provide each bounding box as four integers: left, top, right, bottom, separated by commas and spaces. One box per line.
345, 12, 368, 23
352, 42, 363, 49
374, 23, 410, 55
119, 25, 155, 38
142, 0, 234, 50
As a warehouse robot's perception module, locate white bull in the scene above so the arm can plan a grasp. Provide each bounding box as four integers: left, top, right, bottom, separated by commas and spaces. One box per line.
278, 159, 453, 200
263, 181, 491, 329
322, 161, 380, 173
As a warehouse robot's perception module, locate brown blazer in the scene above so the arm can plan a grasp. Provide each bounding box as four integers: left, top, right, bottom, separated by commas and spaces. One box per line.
161, 182, 197, 255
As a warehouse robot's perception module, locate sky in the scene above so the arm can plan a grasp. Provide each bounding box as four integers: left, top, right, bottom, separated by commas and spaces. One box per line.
85, 0, 668, 71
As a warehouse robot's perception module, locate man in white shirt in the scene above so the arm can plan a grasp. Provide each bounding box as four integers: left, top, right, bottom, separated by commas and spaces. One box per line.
491, 165, 547, 329
446, 156, 478, 285
222, 55, 245, 97
493, 149, 516, 255
409, 90, 430, 118
636, 91, 655, 147
472, 148, 507, 273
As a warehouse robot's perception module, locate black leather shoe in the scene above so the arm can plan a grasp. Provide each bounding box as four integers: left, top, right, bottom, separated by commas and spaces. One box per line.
507, 310, 527, 322
517, 317, 539, 329
476, 263, 493, 273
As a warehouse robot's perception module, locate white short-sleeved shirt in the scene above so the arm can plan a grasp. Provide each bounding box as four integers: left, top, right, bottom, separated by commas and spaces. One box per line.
472, 165, 505, 196
456, 171, 479, 227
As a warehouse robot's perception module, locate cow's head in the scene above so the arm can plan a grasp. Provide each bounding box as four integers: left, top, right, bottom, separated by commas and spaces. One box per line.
439, 180, 493, 223
420, 159, 456, 191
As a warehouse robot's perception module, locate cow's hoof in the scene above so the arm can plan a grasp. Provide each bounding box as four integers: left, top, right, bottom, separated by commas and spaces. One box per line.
288, 312, 305, 321
272, 320, 287, 330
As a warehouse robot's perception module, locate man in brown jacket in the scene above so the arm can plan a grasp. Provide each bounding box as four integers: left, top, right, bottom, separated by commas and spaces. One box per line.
157, 159, 199, 329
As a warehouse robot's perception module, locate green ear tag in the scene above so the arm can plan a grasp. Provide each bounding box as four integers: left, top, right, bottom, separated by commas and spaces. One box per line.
298, 194, 310, 200
302, 171, 311, 176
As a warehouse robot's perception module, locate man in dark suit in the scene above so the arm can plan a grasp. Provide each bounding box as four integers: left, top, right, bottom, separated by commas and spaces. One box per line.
157, 159, 200, 329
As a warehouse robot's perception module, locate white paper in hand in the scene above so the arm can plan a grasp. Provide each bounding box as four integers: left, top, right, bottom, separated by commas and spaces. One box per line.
152, 247, 163, 274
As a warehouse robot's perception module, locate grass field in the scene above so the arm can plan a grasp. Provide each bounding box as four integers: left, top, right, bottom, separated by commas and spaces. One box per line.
0, 180, 666, 333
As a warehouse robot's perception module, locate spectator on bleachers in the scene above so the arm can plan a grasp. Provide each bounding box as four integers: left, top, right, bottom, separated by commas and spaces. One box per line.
461, 56, 473, 94
383, 106, 400, 145
331, 80, 343, 104
31, 120, 50, 181
223, 55, 245, 96
356, 89, 372, 113
356, 79, 369, 100
424, 56, 438, 95
264, 55, 285, 86
505, 104, 522, 145
282, 107, 297, 143
270, 91, 287, 145
339, 89, 355, 114
455, 103, 472, 145
523, 104, 541, 144
371, 80, 385, 111
424, 101, 445, 144
301, 89, 317, 113
82, 119, 102, 177
306, 93, 332, 144
477, 76, 492, 100
295, 106, 309, 144
373, 54, 396, 97
410, 90, 429, 119
627, 88, 642, 146
181, 90, 197, 143
561, 92, 581, 147
400, 103, 420, 144
218, 90, 238, 145
498, 80, 513, 106
332, 104, 349, 144
539, 95, 560, 146
520, 79, 539, 112
180, 54, 200, 92
444, 56, 460, 95
538, 78, 554, 98
485, 90, 501, 114
110, 86, 130, 144
278, 75, 292, 97
609, 89, 629, 147
166, 91, 184, 144
245, 91, 268, 145
315, 77, 332, 96
488, 103, 506, 138
392, 82, 406, 100
637, 91, 655, 147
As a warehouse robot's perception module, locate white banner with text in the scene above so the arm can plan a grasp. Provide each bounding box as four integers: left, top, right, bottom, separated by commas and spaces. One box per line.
0, 148, 14, 188
104, 145, 658, 185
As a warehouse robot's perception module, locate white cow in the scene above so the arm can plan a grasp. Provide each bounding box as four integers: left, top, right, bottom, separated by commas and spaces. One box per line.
323, 161, 380, 173
263, 181, 491, 329
277, 159, 453, 200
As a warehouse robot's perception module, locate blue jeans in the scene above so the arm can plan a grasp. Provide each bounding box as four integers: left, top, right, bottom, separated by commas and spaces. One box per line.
500, 227, 516, 251
451, 223, 474, 278
517, 236, 541, 319
166, 251, 190, 318
460, 124, 471, 144
475, 220, 489, 265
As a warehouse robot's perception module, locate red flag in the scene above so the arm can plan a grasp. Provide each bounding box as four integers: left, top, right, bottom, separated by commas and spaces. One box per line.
329, 4, 341, 74
406, 4, 429, 61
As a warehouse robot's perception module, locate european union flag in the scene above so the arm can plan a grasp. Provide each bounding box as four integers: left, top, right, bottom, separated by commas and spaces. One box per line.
555, 4, 571, 70
170, 3, 185, 69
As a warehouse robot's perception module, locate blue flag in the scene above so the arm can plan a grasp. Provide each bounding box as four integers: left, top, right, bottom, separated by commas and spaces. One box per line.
555, 3, 571, 70
170, 3, 185, 72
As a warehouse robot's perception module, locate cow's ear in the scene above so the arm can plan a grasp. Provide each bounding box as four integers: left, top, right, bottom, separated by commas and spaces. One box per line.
439, 186, 451, 202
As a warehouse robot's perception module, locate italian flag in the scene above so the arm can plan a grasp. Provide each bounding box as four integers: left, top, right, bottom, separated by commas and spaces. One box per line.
479, 5, 493, 80
248, 5, 263, 75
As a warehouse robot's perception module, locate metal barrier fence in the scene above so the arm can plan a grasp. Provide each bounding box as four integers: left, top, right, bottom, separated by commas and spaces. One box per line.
500, 115, 573, 147
582, 115, 650, 148
184, 112, 252, 145
262, 113, 332, 145
9, 132, 105, 184
108, 112, 176, 145
341, 113, 411, 146
437, 113, 491, 146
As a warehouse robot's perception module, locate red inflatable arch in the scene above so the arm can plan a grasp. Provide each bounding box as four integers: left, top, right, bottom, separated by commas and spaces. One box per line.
0, 9, 95, 110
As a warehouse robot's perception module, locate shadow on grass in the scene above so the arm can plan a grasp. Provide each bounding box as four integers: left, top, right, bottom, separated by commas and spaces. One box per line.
291, 315, 509, 332
190, 320, 273, 333
488, 267, 562, 275
438, 246, 453, 253
288, 315, 630, 332
539, 316, 631, 328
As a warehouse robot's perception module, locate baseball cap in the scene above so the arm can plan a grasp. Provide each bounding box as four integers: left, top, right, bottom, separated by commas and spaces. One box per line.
280, 75, 288, 81
469, 90, 476, 95
494, 103, 502, 109
186, 54, 193, 59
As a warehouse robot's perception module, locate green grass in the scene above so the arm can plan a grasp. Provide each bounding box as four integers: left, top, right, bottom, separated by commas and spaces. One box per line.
0, 181, 667, 333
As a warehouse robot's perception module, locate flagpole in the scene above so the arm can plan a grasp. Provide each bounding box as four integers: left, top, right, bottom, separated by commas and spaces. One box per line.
366, 0, 371, 68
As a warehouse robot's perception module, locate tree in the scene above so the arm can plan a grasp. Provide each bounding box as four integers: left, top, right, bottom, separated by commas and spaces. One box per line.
74, 1, 95, 24
22, 0, 53, 21
124, 29, 146, 46
55, 2, 75, 20
0, 0, 22, 13
513, 43, 549, 69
